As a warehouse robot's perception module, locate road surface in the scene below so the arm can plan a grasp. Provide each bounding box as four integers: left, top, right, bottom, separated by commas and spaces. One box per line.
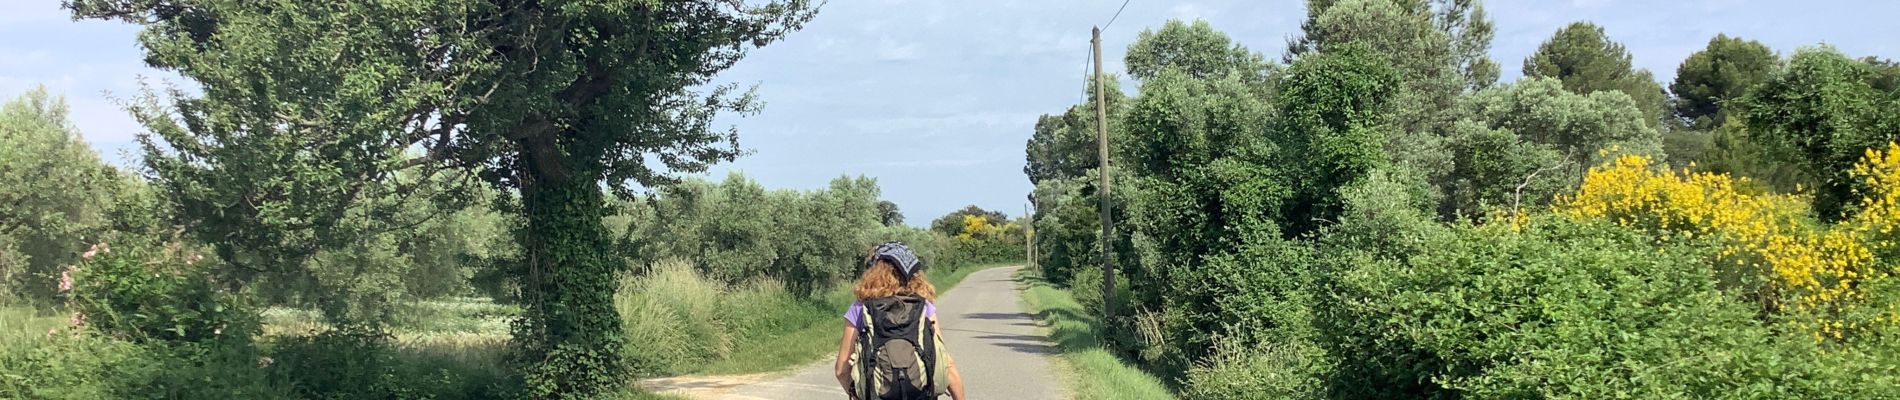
644, 266, 1064, 399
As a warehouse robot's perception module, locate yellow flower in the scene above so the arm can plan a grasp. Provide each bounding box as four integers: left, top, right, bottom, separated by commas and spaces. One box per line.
1556, 145, 1900, 341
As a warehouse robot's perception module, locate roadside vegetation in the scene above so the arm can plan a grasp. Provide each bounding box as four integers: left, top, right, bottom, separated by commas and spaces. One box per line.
1026, 2, 1900, 399
1017, 268, 1174, 400
0, 52, 1025, 400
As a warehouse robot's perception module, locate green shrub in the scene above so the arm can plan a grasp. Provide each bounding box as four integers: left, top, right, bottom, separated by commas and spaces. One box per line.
1182, 341, 1327, 400
1, 333, 284, 399
69, 242, 255, 345
1323, 217, 1852, 399
268, 329, 506, 399
1065, 265, 1128, 319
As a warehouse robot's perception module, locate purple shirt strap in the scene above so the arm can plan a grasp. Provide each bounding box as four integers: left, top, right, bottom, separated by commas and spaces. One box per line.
843, 300, 937, 329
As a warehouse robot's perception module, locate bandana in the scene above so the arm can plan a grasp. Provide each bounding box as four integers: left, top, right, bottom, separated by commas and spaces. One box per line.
867, 241, 923, 277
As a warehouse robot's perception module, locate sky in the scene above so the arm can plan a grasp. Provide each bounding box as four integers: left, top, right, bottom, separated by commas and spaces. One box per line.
3, 0, 1897, 225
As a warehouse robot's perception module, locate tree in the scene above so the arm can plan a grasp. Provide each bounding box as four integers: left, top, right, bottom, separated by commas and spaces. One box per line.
1524, 22, 1669, 129
1125, 19, 1273, 83
1296, 0, 1454, 90
1438, 0, 1499, 92
1491, 78, 1662, 157
0, 87, 119, 302
1739, 46, 1899, 220
1272, 43, 1401, 235
1288, 0, 1495, 185
930, 205, 1007, 237
1670, 34, 1779, 129
67, 1, 819, 396
1025, 75, 1126, 185
1116, 43, 1396, 372
875, 200, 904, 227
1865, 56, 1900, 95
1290, 0, 1496, 90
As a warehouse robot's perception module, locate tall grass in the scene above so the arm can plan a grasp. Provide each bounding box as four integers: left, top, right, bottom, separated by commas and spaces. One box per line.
1016, 269, 1175, 400
617, 259, 840, 376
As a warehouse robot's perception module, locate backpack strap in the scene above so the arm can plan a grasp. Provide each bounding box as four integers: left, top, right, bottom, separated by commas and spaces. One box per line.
858, 305, 876, 400
919, 310, 939, 396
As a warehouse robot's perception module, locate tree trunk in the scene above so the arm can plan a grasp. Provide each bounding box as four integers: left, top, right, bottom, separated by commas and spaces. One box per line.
513, 141, 624, 398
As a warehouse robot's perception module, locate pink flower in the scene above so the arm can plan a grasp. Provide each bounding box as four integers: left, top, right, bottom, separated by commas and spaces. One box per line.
69, 312, 86, 327
81, 245, 98, 260
57, 268, 73, 292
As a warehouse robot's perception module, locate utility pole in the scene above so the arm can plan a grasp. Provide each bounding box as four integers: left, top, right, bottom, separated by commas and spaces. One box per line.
1091, 27, 1116, 321
1024, 202, 1034, 270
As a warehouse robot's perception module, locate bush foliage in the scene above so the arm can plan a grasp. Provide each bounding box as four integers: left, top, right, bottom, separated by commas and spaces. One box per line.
1025, 10, 1900, 400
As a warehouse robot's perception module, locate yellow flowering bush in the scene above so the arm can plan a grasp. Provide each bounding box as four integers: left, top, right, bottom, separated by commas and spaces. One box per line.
1557, 145, 1900, 340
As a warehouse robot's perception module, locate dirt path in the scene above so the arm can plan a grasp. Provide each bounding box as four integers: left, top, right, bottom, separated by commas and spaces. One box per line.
644, 266, 1064, 399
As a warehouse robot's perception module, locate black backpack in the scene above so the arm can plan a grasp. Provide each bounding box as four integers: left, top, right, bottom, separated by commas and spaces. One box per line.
851, 295, 948, 400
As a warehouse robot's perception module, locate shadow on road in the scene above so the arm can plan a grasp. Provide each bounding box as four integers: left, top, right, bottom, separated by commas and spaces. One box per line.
973, 334, 1059, 355
962, 312, 1032, 320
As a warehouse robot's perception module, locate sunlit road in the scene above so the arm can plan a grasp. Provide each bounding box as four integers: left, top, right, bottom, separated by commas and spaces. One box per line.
645, 266, 1064, 399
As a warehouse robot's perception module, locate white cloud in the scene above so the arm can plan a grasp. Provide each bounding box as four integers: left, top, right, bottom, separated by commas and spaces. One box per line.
876, 39, 923, 62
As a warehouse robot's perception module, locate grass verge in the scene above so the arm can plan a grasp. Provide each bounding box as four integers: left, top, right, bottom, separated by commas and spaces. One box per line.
689, 262, 1012, 376
1016, 268, 1175, 400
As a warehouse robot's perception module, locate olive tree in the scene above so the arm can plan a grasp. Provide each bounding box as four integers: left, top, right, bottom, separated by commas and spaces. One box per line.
67, 1, 818, 395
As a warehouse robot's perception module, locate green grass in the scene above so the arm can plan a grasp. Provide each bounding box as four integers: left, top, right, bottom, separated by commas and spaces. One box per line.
1016, 269, 1176, 400
0, 262, 1013, 399
2, 300, 684, 399
688, 262, 1013, 376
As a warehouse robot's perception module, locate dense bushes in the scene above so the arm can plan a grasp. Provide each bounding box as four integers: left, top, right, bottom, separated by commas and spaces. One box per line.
1025, 9, 1900, 400
0, 333, 284, 399
1558, 149, 1900, 339
68, 242, 254, 344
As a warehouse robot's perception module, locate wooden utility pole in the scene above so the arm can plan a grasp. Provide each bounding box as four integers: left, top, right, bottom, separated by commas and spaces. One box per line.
1091, 27, 1116, 321
1024, 202, 1034, 269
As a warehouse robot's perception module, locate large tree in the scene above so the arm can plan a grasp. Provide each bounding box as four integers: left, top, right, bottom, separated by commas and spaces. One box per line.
1024, 75, 1126, 186
1444, 77, 1661, 216
1670, 34, 1779, 129
67, 0, 818, 396
1125, 19, 1273, 84
1288, 0, 1499, 189
1524, 22, 1668, 130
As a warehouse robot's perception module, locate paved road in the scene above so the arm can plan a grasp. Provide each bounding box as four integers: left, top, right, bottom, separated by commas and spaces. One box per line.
649, 266, 1063, 400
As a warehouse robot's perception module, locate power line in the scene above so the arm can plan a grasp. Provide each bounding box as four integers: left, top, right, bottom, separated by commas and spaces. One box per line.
1080, 47, 1093, 105
1101, 0, 1133, 31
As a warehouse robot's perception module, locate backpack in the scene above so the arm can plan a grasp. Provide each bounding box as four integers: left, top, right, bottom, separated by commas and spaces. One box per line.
851, 295, 949, 400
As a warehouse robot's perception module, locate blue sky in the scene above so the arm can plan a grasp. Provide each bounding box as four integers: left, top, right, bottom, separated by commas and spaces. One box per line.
3, 0, 1896, 225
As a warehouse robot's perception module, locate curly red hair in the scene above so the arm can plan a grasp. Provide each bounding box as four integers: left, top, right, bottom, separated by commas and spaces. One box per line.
852, 259, 936, 301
